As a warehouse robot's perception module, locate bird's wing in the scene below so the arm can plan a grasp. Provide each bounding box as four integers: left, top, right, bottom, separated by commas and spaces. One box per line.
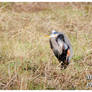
50, 38, 63, 55
58, 32, 73, 60
63, 33, 73, 61
57, 38, 64, 55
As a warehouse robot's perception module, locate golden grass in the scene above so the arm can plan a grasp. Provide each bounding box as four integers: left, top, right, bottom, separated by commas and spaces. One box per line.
0, 2, 92, 90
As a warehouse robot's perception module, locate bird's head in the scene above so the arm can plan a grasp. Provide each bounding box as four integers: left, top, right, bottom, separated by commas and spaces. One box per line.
49, 30, 59, 38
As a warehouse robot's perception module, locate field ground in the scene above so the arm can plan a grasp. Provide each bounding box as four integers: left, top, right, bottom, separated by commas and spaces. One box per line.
0, 2, 92, 90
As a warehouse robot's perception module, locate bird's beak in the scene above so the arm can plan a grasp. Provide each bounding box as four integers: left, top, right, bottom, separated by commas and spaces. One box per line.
45, 35, 50, 38
45, 34, 57, 38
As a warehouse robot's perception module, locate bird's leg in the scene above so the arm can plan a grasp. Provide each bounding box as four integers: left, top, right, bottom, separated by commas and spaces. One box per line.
60, 62, 65, 69
60, 62, 68, 69
61, 60, 69, 69
63, 63, 68, 69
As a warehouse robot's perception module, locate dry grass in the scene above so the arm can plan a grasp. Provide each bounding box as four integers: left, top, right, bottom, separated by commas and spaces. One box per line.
0, 2, 92, 90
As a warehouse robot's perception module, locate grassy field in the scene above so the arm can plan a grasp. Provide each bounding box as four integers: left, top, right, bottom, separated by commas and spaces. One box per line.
0, 2, 92, 90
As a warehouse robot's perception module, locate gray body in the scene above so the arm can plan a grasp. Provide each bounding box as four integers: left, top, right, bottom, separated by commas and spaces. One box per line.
49, 32, 73, 65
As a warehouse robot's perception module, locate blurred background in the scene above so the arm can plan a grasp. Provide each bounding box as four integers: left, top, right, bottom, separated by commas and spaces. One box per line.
0, 2, 92, 90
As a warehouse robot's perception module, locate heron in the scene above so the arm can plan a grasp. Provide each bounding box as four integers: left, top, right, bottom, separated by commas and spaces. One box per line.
49, 30, 73, 69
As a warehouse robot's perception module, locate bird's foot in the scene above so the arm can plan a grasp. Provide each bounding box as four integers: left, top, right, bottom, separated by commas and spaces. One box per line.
61, 63, 68, 69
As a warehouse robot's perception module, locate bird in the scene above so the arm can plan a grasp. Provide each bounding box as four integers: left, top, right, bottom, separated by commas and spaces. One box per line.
49, 30, 73, 69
